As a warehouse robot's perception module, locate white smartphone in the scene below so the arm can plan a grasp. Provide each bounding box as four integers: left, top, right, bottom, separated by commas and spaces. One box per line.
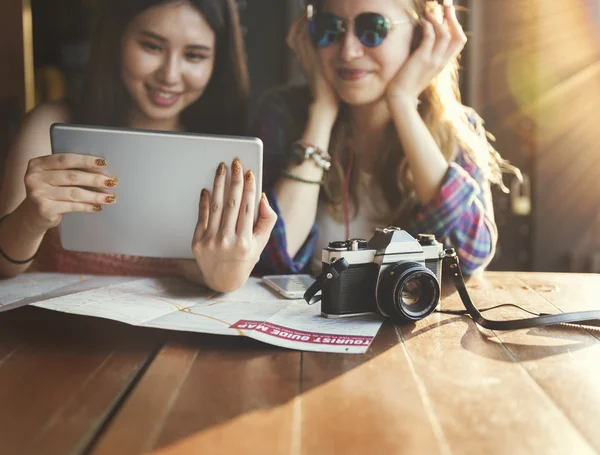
262, 274, 316, 299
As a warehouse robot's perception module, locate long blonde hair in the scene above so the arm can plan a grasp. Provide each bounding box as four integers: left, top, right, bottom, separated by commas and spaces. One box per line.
313, 0, 507, 226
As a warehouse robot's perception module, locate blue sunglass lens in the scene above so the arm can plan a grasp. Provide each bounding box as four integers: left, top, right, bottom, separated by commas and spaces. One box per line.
359, 31, 384, 47
309, 14, 343, 47
355, 13, 390, 47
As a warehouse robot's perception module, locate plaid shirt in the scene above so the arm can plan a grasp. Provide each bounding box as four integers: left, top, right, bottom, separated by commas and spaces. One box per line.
251, 86, 497, 276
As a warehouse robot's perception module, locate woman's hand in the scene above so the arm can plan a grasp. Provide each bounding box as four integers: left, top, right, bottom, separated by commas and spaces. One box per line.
386, 2, 467, 105
189, 159, 277, 293
287, 13, 339, 114
22, 153, 117, 231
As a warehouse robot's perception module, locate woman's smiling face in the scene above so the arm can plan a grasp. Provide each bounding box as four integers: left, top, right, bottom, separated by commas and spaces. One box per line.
120, 1, 216, 126
316, 0, 416, 106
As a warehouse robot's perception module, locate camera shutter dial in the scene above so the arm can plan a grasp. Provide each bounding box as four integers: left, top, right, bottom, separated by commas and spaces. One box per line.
327, 241, 349, 251
348, 239, 368, 250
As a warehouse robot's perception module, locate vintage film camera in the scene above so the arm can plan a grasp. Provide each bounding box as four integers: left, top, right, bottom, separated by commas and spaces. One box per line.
306, 227, 600, 330
319, 227, 446, 323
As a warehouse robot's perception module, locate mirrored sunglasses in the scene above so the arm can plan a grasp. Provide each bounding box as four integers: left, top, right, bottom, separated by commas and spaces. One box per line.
308, 11, 417, 48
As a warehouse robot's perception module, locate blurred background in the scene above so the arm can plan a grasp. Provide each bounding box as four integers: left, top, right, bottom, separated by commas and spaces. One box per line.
1, 0, 599, 273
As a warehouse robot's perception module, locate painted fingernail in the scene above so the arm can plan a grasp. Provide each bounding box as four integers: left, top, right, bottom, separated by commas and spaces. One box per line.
216, 162, 226, 177
96, 159, 107, 167
232, 158, 242, 175
93, 205, 103, 212
105, 195, 116, 204
443, 0, 453, 6
245, 170, 254, 183
201, 189, 208, 199
262, 192, 270, 204
105, 178, 118, 188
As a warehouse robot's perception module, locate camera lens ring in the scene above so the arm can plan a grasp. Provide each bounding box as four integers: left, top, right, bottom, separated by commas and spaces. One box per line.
376, 261, 440, 323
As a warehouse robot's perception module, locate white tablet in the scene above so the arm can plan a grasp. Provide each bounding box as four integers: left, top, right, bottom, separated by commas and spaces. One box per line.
50, 123, 263, 259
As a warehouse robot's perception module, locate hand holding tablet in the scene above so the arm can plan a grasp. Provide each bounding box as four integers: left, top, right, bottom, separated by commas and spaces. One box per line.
190, 163, 277, 292
22, 153, 119, 230
47, 123, 277, 292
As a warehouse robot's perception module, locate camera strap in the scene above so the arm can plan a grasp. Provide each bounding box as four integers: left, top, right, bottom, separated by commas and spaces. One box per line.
304, 249, 600, 331
305, 257, 350, 305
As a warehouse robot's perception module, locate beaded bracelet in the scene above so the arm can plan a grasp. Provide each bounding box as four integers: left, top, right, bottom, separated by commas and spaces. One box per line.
291, 141, 332, 171
281, 171, 324, 186
0, 214, 38, 264
294, 140, 332, 162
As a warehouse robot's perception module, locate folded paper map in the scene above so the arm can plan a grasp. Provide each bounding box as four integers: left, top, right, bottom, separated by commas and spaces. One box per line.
0, 273, 384, 354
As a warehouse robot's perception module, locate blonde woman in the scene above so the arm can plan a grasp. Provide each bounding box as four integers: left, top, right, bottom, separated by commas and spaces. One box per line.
253, 0, 507, 276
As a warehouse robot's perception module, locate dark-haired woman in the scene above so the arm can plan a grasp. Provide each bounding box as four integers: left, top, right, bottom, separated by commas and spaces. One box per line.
0, 0, 276, 292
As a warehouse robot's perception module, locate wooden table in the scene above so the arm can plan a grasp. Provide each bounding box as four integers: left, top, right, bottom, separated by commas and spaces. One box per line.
1, 272, 599, 455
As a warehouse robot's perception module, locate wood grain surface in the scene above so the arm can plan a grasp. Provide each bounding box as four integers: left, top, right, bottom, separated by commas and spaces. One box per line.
85, 273, 600, 455
0, 306, 165, 455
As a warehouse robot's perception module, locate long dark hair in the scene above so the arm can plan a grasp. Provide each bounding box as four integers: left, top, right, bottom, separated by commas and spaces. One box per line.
72, 0, 249, 135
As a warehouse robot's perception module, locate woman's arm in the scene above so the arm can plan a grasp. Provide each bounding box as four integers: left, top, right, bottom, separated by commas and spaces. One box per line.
408, 146, 497, 274
382, 3, 492, 272
387, 96, 450, 204
272, 102, 335, 257
388, 95, 497, 273
250, 88, 325, 275
0, 104, 68, 276
385, 2, 468, 203
267, 14, 339, 260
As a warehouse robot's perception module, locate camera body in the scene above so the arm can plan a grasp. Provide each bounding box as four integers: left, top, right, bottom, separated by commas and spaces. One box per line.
321, 227, 445, 323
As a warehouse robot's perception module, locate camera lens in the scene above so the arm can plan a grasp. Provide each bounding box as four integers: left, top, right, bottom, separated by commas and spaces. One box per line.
401, 279, 424, 306
376, 262, 440, 323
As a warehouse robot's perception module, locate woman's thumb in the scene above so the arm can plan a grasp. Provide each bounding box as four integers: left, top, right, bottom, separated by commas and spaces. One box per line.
253, 193, 277, 243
